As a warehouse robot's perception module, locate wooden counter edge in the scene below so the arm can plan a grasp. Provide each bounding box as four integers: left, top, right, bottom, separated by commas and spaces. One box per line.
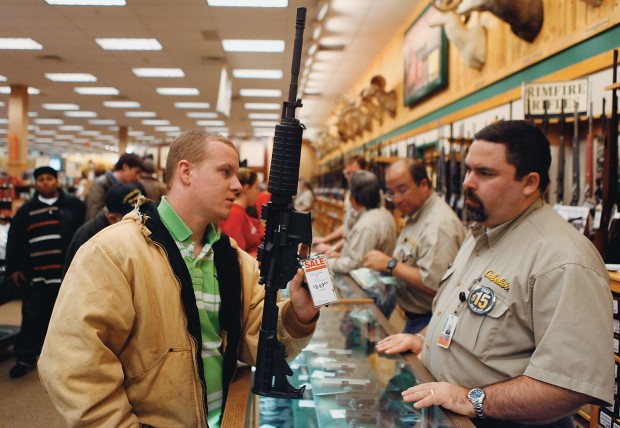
221, 365, 252, 427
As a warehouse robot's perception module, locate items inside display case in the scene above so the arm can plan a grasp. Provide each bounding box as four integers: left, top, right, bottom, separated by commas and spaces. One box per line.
255, 303, 470, 428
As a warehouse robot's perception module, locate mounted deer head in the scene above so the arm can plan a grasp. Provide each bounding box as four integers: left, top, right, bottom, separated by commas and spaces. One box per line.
457, 0, 544, 43
429, 6, 487, 70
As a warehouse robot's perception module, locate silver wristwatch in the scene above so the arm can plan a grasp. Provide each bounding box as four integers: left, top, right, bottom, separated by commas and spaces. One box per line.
467, 388, 486, 419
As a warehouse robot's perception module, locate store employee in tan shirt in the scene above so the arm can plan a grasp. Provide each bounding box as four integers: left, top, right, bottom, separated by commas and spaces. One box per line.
363, 159, 466, 334
380, 121, 613, 426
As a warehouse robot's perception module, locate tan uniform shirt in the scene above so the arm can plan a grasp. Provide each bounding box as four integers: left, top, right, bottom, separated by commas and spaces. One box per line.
329, 206, 397, 274
395, 192, 467, 314
423, 199, 614, 410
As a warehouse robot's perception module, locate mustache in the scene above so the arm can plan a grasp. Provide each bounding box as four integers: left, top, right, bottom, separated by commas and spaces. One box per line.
463, 188, 482, 204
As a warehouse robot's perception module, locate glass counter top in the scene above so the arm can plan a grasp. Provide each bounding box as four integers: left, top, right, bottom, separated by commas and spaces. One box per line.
254, 302, 474, 428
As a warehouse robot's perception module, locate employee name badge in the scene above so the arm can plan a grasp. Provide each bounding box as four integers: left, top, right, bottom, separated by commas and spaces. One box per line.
302, 254, 339, 307
437, 314, 458, 349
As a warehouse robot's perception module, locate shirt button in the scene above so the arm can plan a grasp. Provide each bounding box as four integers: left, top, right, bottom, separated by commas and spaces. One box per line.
475, 251, 480, 257
425, 344, 429, 350
456, 281, 461, 287
437, 311, 442, 316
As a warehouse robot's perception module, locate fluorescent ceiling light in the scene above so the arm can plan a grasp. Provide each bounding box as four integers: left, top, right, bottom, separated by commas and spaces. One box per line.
317, 2, 329, 21
0, 119, 8, 124
156, 87, 199, 96
240, 89, 281, 97
103, 101, 140, 108
244, 102, 280, 110
65, 111, 97, 117
73, 138, 90, 143
186, 112, 218, 119
36, 130, 57, 135
254, 129, 273, 137
251, 121, 278, 127
35, 119, 64, 125
0, 38, 43, 50
75, 87, 119, 95
34, 138, 54, 143
0, 87, 39, 95
196, 120, 225, 127
0, 75, 6, 81
206, 127, 229, 133
133, 68, 184, 78
128, 131, 144, 136
207, 0, 287, 6
156, 126, 180, 132
175, 102, 210, 109
248, 113, 279, 120
232, 69, 283, 79
45, 73, 97, 82
45, 0, 126, 4
59, 125, 84, 131
125, 111, 157, 117
96, 38, 162, 51
143, 120, 170, 126
222, 39, 284, 52
0, 102, 4, 107
80, 131, 101, 136
28, 112, 38, 117
89, 119, 117, 125
42, 103, 80, 110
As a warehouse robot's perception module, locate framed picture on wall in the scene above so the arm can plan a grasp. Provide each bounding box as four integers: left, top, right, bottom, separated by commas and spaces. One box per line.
403, 4, 448, 106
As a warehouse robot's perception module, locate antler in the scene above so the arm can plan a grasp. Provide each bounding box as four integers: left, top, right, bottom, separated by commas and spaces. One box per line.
432, 0, 462, 12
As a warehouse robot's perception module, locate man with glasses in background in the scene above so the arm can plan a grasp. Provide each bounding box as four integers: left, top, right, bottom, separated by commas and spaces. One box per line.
363, 159, 466, 335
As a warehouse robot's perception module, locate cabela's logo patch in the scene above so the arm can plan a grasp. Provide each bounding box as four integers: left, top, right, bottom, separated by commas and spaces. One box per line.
483, 269, 510, 291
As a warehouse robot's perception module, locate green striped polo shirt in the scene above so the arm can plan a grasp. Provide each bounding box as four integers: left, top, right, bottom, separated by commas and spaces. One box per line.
157, 197, 224, 427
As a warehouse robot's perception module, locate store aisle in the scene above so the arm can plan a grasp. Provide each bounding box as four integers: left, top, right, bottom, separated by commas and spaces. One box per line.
0, 300, 64, 428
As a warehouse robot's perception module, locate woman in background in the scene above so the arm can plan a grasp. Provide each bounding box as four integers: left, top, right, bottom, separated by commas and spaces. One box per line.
219, 168, 264, 257
294, 179, 314, 212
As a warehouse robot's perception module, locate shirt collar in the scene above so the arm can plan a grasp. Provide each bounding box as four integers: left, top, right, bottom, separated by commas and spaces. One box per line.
409, 191, 435, 222
157, 196, 220, 245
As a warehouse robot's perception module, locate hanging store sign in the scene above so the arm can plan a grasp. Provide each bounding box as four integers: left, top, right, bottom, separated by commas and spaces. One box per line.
522, 79, 589, 116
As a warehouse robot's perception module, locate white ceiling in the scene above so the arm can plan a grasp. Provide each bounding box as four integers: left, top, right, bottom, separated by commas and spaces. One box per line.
0, 0, 421, 156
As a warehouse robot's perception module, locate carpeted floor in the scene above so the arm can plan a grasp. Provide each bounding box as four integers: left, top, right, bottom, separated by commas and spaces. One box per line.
0, 300, 65, 428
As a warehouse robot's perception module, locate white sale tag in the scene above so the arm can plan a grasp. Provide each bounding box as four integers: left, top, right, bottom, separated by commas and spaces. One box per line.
301, 254, 339, 307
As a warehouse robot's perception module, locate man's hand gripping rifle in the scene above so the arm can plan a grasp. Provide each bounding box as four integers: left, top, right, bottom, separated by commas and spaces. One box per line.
252, 7, 311, 399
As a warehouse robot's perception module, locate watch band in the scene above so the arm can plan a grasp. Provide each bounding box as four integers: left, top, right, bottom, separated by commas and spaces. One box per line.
386, 258, 398, 275
467, 388, 486, 419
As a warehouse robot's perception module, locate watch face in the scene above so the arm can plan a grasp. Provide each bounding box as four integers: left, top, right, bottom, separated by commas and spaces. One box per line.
388, 259, 397, 269
468, 388, 484, 400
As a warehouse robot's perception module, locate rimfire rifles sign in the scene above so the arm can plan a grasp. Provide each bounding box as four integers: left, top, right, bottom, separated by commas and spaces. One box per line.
522, 79, 589, 116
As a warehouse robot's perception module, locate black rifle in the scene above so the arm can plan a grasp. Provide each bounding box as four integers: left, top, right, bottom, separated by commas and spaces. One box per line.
594, 49, 619, 260
571, 101, 580, 205
594, 98, 607, 204
584, 102, 594, 201
436, 123, 447, 199
542, 100, 550, 136
557, 100, 566, 204
252, 7, 311, 399
449, 124, 459, 210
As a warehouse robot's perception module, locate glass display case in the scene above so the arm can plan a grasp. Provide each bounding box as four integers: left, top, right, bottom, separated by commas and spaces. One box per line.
251, 300, 474, 428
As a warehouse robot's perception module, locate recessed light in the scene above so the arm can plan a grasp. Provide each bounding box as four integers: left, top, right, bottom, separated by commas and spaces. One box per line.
156, 87, 199, 96
133, 68, 185, 78
206, 0, 287, 6
65, 111, 97, 117
143, 120, 170, 126
0, 87, 39, 95
175, 102, 211, 109
103, 101, 140, 108
75, 87, 119, 95
248, 113, 279, 120
45, 73, 97, 82
90, 119, 117, 125
35, 119, 64, 125
156, 126, 180, 132
80, 131, 101, 136
59, 125, 84, 131
240, 89, 282, 97
0, 38, 43, 50
232, 69, 283, 79
244, 102, 280, 110
251, 121, 278, 127
125, 111, 157, 118
95, 38, 162, 51
45, 0, 126, 5
222, 40, 284, 52
186, 112, 218, 119
42, 103, 80, 110
205, 127, 229, 133
196, 120, 225, 127
0, 75, 6, 81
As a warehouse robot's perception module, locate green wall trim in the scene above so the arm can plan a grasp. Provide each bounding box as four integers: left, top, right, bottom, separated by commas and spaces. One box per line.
369, 25, 620, 146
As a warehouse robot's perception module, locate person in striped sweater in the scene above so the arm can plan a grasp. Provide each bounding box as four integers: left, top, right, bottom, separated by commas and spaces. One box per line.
6, 166, 85, 379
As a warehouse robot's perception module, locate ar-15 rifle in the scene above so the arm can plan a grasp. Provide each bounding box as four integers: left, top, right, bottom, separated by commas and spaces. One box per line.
571, 101, 580, 206
252, 7, 311, 399
584, 102, 594, 201
557, 100, 566, 204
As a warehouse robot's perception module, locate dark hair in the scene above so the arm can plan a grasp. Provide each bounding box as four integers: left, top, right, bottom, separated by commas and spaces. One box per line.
474, 120, 550, 193
237, 167, 258, 187
349, 170, 381, 209
345, 154, 368, 170
114, 153, 144, 171
405, 159, 431, 188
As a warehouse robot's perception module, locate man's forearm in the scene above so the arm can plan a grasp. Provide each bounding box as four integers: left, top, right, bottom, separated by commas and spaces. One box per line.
393, 263, 436, 297
483, 375, 591, 421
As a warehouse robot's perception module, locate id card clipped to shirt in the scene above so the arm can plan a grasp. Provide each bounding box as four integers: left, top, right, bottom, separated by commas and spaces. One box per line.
301, 254, 339, 307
